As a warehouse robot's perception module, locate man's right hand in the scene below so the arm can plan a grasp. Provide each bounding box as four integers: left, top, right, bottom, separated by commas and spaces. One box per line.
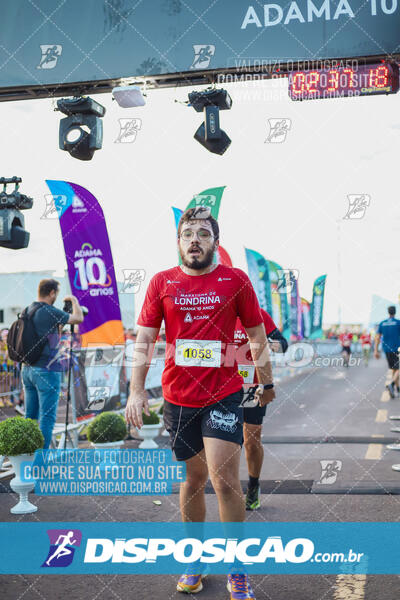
374, 351, 380, 360
125, 390, 149, 429
63, 295, 79, 304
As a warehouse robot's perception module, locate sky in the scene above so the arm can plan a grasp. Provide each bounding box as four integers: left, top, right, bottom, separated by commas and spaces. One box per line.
0, 76, 399, 326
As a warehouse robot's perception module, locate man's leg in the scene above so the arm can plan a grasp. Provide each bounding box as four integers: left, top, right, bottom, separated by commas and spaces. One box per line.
22, 367, 39, 420
203, 437, 244, 522
244, 423, 263, 478
180, 449, 208, 522
243, 422, 263, 509
34, 369, 61, 450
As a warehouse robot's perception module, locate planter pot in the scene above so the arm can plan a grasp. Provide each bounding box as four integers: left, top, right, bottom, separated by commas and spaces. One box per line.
8, 453, 37, 515
90, 440, 125, 450
160, 416, 169, 437
138, 423, 161, 449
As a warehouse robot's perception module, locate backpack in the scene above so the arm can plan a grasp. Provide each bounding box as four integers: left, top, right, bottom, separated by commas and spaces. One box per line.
7, 303, 47, 365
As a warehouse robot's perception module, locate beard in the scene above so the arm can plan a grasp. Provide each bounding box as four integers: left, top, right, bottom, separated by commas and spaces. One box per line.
179, 243, 216, 270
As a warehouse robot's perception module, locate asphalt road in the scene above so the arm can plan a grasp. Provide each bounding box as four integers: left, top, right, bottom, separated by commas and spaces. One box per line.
2, 355, 400, 599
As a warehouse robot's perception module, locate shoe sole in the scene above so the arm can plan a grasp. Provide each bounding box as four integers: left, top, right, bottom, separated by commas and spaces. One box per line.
177, 575, 206, 594
246, 501, 261, 511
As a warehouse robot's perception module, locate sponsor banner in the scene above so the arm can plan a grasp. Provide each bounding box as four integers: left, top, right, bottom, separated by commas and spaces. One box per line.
268, 260, 290, 339
290, 271, 302, 339
216, 245, 233, 267
245, 248, 273, 315
301, 297, 311, 339
310, 275, 327, 339
46, 180, 124, 348
184, 186, 225, 220
1, 522, 400, 574
2, 2, 399, 91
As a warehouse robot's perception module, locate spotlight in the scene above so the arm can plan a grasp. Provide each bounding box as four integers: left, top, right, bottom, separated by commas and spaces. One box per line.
0, 177, 33, 250
57, 97, 106, 161
112, 85, 146, 108
188, 88, 232, 155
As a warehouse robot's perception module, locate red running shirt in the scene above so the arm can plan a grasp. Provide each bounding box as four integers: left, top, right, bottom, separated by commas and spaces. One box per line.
138, 265, 263, 407
340, 333, 353, 347
234, 309, 277, 384
360, 333, 372, 346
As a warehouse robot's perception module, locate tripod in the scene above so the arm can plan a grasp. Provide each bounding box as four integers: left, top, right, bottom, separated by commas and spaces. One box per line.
63, 323, 75, 450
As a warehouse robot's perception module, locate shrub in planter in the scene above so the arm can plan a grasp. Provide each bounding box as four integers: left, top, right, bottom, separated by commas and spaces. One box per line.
0, 417, 44, 456
87, 412, 127, 444
142, 410, 160, 425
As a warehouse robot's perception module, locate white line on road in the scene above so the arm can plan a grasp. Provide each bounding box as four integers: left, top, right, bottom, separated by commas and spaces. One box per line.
375, 409, 387, 423
334, 574, 366, 600
365, 444, 383, 460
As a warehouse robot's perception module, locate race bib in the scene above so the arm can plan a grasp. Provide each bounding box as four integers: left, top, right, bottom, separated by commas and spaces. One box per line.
238, 364, 255, 384
175, 339, 221, 368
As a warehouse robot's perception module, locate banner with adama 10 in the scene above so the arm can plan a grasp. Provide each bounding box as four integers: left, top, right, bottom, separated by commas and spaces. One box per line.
0, 0, 398, 95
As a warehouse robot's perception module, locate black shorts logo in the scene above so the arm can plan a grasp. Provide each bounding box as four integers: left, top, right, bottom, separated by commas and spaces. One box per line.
207, 409, 238, 433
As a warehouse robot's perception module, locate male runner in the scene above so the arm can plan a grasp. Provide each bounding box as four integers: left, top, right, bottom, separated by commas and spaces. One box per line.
360, 330, 372, 367
126, 207, 275, 600
234, 309, 287, 510
375, 306, 400, 398
339, 330, 353, 367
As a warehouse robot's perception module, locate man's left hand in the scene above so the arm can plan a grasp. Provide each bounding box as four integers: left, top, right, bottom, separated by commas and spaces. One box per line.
255, 386, 275, 407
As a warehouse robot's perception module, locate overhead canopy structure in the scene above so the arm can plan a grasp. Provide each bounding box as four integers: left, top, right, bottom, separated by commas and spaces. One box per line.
1, 0, 399, 101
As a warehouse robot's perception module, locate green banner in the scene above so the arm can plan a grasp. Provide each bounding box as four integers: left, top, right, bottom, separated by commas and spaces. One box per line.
310, 275, 327, 339
185, 187, 225, 219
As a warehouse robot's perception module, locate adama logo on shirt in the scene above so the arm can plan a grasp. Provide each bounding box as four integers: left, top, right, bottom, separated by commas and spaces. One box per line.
217, 277, 231, 281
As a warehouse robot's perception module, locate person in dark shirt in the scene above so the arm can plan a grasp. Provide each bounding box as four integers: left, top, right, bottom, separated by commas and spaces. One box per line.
375, 306, 400, 398
22, 279, 83, 448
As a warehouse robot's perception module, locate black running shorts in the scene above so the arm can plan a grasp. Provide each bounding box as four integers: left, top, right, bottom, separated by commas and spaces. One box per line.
163, 390, 244, 461
243, 403, 267, 425
386, 352, 400, 370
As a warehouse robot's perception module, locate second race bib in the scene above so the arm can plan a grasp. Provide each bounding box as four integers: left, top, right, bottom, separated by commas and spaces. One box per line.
175, 339, 221, 368
238, 364, 255, 384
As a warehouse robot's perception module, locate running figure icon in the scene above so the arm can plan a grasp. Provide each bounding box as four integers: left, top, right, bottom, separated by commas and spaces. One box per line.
46, 531, 77, 566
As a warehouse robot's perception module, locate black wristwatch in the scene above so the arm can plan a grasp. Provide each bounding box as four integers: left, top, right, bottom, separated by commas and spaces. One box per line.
260, 384, 274, 390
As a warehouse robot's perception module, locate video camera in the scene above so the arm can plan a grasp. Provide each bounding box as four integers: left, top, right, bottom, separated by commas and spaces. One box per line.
0, 177, 33, 250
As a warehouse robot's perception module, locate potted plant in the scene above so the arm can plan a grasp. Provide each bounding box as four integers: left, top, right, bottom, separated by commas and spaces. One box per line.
0, 417, 44, 514
138, 410, 161, 449
86, 412, 127, 449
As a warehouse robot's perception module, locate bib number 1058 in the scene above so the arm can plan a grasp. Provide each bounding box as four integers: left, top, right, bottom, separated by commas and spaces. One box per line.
175, 340, 221, 368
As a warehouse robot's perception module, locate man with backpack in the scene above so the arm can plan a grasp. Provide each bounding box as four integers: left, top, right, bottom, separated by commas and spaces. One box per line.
8, 279, 83, 449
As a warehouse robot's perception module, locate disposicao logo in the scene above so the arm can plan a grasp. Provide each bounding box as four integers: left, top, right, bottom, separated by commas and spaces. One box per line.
42, 529, 82, 568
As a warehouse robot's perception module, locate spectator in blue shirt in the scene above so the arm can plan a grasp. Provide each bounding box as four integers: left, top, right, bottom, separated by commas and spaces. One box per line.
22, 279, 84, 448
374, 306, 400, 398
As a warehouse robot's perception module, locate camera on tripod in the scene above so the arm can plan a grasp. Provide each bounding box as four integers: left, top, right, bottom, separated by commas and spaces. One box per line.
0, 177, 33, 250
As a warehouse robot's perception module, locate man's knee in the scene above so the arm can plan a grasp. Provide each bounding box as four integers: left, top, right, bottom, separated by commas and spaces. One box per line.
210, 469, 240, 496
244, 426, 262, 450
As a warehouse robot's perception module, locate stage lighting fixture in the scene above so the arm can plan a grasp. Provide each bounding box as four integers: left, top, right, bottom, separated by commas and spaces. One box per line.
0, 177, 33, 250
57, 97, 106, 161
112, 85, 146, 108
189, 88, 232, 155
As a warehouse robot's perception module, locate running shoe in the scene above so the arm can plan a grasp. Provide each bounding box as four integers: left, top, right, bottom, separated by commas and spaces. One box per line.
14, 404, 25, 416
177, 573, 205, 593
245, 484, 260, 511
227, 574, 255, 600
387, 383, 395, 399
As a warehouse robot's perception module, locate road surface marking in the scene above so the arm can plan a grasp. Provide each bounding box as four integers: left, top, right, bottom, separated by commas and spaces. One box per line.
381, 390, 390, 403
365, 444, 383, 460
334, 574, 366, 600
375, 409, 387, 423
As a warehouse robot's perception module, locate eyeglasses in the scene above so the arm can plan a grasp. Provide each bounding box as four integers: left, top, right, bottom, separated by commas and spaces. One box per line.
179, 229, 213, 241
